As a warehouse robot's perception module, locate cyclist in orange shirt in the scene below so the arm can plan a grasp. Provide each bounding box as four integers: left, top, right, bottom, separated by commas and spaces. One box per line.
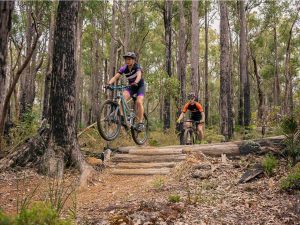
177, 92, 205, 141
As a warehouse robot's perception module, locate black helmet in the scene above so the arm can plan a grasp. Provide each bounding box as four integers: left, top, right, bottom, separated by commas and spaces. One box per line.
188, 92, 196, 99
123, 52, 136, 59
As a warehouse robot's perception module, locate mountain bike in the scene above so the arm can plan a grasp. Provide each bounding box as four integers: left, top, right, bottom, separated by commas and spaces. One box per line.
182, 119, 198, 145
97, 85, 149, 145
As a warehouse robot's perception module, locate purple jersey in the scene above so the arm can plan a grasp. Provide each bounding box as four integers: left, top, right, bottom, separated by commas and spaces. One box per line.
118, 63, 144, 86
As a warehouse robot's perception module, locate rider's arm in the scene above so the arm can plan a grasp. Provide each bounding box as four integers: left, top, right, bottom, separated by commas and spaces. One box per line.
133, 70, 142, 84
177, 112, 185, 123
200, 112, 205, 123
177, 103, 189, 123
195, 102, 205, 123
108, 72, 121, 85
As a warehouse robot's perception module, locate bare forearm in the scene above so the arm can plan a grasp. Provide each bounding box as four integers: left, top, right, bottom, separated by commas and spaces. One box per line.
133, 71, 142, 83
201, 112, 205, 122
108, 73, 121, 84
178, 112, 184, 122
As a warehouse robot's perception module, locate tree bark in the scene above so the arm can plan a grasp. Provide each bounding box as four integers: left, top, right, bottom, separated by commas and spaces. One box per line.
273, 25, 280, 107
177, 0, 186, 107
191, 0, 200, 95
204, 1, 209, 125
0, 1, 14, 149
42, 1, 57, 120
163, 0, 172, 131
108, 0, 117, 79
251, 52, 265, 121
19, 4, 34, 117
123, 0, 130, 53
283, 14, 298, 116
75, 6, 83, 128
239, 0, 250, 127
0, 1, 14, 141
220, 1, 233, 140
89, 18, 100, 123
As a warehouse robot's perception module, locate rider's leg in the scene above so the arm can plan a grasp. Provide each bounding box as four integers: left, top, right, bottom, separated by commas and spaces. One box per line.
197, 123, 204, 141
123, 90, 131, 101
136, 96, 144, 123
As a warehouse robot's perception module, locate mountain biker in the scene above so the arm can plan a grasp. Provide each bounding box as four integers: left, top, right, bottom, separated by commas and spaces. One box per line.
107, 52, 145, 131
176, 92, 205, 141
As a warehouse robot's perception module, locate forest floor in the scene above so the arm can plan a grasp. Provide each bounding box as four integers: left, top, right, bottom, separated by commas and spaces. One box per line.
0, 151, 299, 225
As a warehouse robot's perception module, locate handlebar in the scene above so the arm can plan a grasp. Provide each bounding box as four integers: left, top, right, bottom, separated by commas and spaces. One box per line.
104, 85, 130, 90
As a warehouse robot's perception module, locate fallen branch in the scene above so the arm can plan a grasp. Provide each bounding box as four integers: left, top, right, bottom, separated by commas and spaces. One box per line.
77, 122, 97, 137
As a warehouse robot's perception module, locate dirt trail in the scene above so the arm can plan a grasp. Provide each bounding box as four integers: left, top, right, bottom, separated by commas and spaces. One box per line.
1, 151, 300, 224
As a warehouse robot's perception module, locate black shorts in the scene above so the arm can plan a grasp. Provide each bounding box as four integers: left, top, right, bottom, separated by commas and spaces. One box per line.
125, 85, 145, 97
190, 114, 202, 125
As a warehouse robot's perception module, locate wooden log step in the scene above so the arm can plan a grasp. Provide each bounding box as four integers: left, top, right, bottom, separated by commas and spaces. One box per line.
115, 162, 177, 169
127, 148, 183, 155
117, 136, 285, 156
183, 144, 240, 156
112, 154, 186, 163
110, 167, 171, 175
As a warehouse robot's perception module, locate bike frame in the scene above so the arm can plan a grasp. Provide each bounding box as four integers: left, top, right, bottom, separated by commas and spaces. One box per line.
109, 85, 135, 128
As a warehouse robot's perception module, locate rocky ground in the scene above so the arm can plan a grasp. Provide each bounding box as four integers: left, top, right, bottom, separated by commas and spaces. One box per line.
1, 152, 299, 225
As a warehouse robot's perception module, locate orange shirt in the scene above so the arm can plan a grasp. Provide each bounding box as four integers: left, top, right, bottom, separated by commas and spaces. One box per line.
182, 102, 204, 113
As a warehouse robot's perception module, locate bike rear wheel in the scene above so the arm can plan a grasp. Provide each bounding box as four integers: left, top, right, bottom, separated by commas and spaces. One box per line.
97, 100, 121, 141
131, 113, 149, 145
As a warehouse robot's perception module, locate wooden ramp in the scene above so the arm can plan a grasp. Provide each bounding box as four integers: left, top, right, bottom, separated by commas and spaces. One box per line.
109, 136, 284, 175
110, 147, 187, 175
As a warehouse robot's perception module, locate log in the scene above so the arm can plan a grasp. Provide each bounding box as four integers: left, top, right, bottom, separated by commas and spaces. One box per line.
183, 144, 240, 156
110, 167, 171, 175
112, 154, 186, 163
128, 148, 183, 155
115, 162, 177, 169
77, 122, 96, 137
239, 164, 264, 183
117, 136, 285, 157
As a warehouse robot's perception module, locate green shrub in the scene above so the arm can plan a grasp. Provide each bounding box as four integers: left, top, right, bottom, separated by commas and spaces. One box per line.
281, 117, 300, 165
262, 154, 278, 176
280, 165, 300, 192
281, 117, 298, 135
0, 203, 73, 225
0, 209, 13, 225
168, 194, 181, 203
152, 176, 165, 190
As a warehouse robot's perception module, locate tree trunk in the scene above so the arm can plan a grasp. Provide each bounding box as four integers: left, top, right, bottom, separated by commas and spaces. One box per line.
283, 14, 298, 116
177, 0, 186, 107
0, 1, 14, 137
191, 0, 199, 95
108, 0, 117, 79
273, 25, 280, 107
239, 0, 250, 127
251, 52, 264, 121
123, 0, 130, 53
220, 1, 233, 140
204, 1, 209, 125
19, 4, 34, 117
75, 6, 83, 128
42, 1, 57, 120
89, 18, 100, 123
163, 0, 172, 131
0, 1, 94, 187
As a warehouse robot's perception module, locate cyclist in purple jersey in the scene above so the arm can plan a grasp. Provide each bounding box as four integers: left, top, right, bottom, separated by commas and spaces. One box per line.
108, 52, 145, 131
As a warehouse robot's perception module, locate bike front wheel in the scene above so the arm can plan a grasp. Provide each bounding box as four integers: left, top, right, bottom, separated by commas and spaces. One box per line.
97, 100, 121, 141
131, 113, 149, 145
183, 128, 194, 145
